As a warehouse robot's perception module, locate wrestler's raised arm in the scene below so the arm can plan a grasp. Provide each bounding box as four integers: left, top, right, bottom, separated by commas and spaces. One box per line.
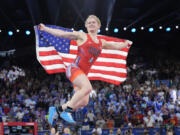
38, 23, 83, 41
102, 39, 133, 50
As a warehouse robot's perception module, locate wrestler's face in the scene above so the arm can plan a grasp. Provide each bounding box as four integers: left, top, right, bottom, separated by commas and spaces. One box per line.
86, 17, 100, 33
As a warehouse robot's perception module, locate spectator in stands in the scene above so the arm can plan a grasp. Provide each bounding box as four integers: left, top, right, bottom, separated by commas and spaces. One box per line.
154, 111, 163, 127
92, 124, 102, 135
116, 128, 122, 135
96, 115, 106, 129
114, 111, 123, 127
106, 116, 115, 129
129, 128, 134, 135
63, 127, 71, 135
161, 103, 170, 121
87, 110, 95, 127
123, 128, 134, 135
2, 55, 180, 133
15, 108, 24, 121
109, 129, 115, 135
94, 102, 102, 114
169, 111, 178, 126
92, 132, 99, 135
50, 127, 59, 135
36, 116, 43, 131
22, 113, 30, 122
82, 115, 90, 130
167, 98, 175, 111
0, 111, 2, 122
166, 128, 174, 135
56, 119, 64, 134
124, 129, 134, 135
142, 128, 149, 135
170, 86, 177, 103
143, 113, 155, 128
155, 131, 160, 135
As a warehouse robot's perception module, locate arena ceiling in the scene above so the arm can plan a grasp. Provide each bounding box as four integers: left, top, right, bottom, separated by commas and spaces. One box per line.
0, 0, 180, 57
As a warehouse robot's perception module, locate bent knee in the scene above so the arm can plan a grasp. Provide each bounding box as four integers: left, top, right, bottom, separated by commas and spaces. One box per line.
83, 85, 92, 95
81, 98, 89, 107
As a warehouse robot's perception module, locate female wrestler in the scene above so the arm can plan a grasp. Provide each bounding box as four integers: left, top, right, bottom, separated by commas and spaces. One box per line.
38, 15, 132, 124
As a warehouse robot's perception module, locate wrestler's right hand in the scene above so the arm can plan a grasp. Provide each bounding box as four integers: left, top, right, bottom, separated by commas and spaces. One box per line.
38, 23, 46, 31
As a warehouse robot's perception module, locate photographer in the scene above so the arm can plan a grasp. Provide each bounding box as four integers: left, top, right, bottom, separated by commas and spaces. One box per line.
142, 128, 149, 135
116, 128, 122, 135
124, 128, 134, 135
166, 128, 174, 135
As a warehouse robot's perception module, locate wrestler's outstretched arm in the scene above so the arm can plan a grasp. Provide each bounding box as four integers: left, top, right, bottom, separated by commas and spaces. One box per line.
102, 39, 133, 50
38, 23, 82, 41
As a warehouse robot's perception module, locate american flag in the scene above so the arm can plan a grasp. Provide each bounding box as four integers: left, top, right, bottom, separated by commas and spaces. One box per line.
34, 25, 132, 85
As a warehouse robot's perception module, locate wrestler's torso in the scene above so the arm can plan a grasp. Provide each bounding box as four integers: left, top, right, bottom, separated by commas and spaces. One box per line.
73, 34, 102, 74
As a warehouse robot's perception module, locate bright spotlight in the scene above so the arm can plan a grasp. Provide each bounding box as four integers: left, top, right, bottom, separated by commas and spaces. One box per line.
149, 27, 154, 32
71, 28, 74, 31
166, 27, 171, 32
141, 27, 144, 30
79, 29, 83, 32
105, 27, 108, 31
159, 26, 163, 29
123, 27, 127, 31
8, 31, 13, 36
0, 30, 1, 32
114, 28, 119, 33
131, 28, 136, 33
16, 29, 20, 32
176, 26, 179, 29
25, 30, 31, 35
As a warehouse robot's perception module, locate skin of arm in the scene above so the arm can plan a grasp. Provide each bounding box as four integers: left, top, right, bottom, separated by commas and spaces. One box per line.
38, 23, 83, 41
38, 23, 133, 49
102, 39, 133, 50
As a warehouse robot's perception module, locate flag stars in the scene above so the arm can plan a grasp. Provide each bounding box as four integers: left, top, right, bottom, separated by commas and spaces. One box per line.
37, 25, 71, 53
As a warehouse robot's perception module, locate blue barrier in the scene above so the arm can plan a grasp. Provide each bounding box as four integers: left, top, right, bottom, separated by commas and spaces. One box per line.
81, 127, 180, 135
37, 127, 180, 135
38, 131, 49, 135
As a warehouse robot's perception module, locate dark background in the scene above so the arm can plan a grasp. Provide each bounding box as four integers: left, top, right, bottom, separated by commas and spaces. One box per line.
0, 0, 180, 65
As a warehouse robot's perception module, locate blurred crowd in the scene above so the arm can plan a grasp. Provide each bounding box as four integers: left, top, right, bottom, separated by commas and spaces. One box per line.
0, 56, 180, 135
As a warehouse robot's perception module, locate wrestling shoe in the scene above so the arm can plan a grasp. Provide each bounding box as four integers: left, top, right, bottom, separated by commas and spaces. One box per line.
48, 106, 56, 125
56, 106, 76, 124
57, 106, 75, 124
60, 111, 76, 124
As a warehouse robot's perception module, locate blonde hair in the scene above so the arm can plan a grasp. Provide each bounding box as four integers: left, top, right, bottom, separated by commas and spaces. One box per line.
85, 15, 101, 27
64, 127, 70, 134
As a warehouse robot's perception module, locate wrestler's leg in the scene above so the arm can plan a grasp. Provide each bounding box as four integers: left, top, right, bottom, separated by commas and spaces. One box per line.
62, 86, 90, 110
73, 86, 90, 109
62, 74, 92, 110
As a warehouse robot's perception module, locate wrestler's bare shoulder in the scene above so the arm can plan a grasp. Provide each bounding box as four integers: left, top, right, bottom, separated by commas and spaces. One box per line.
76, 32, 88, 46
